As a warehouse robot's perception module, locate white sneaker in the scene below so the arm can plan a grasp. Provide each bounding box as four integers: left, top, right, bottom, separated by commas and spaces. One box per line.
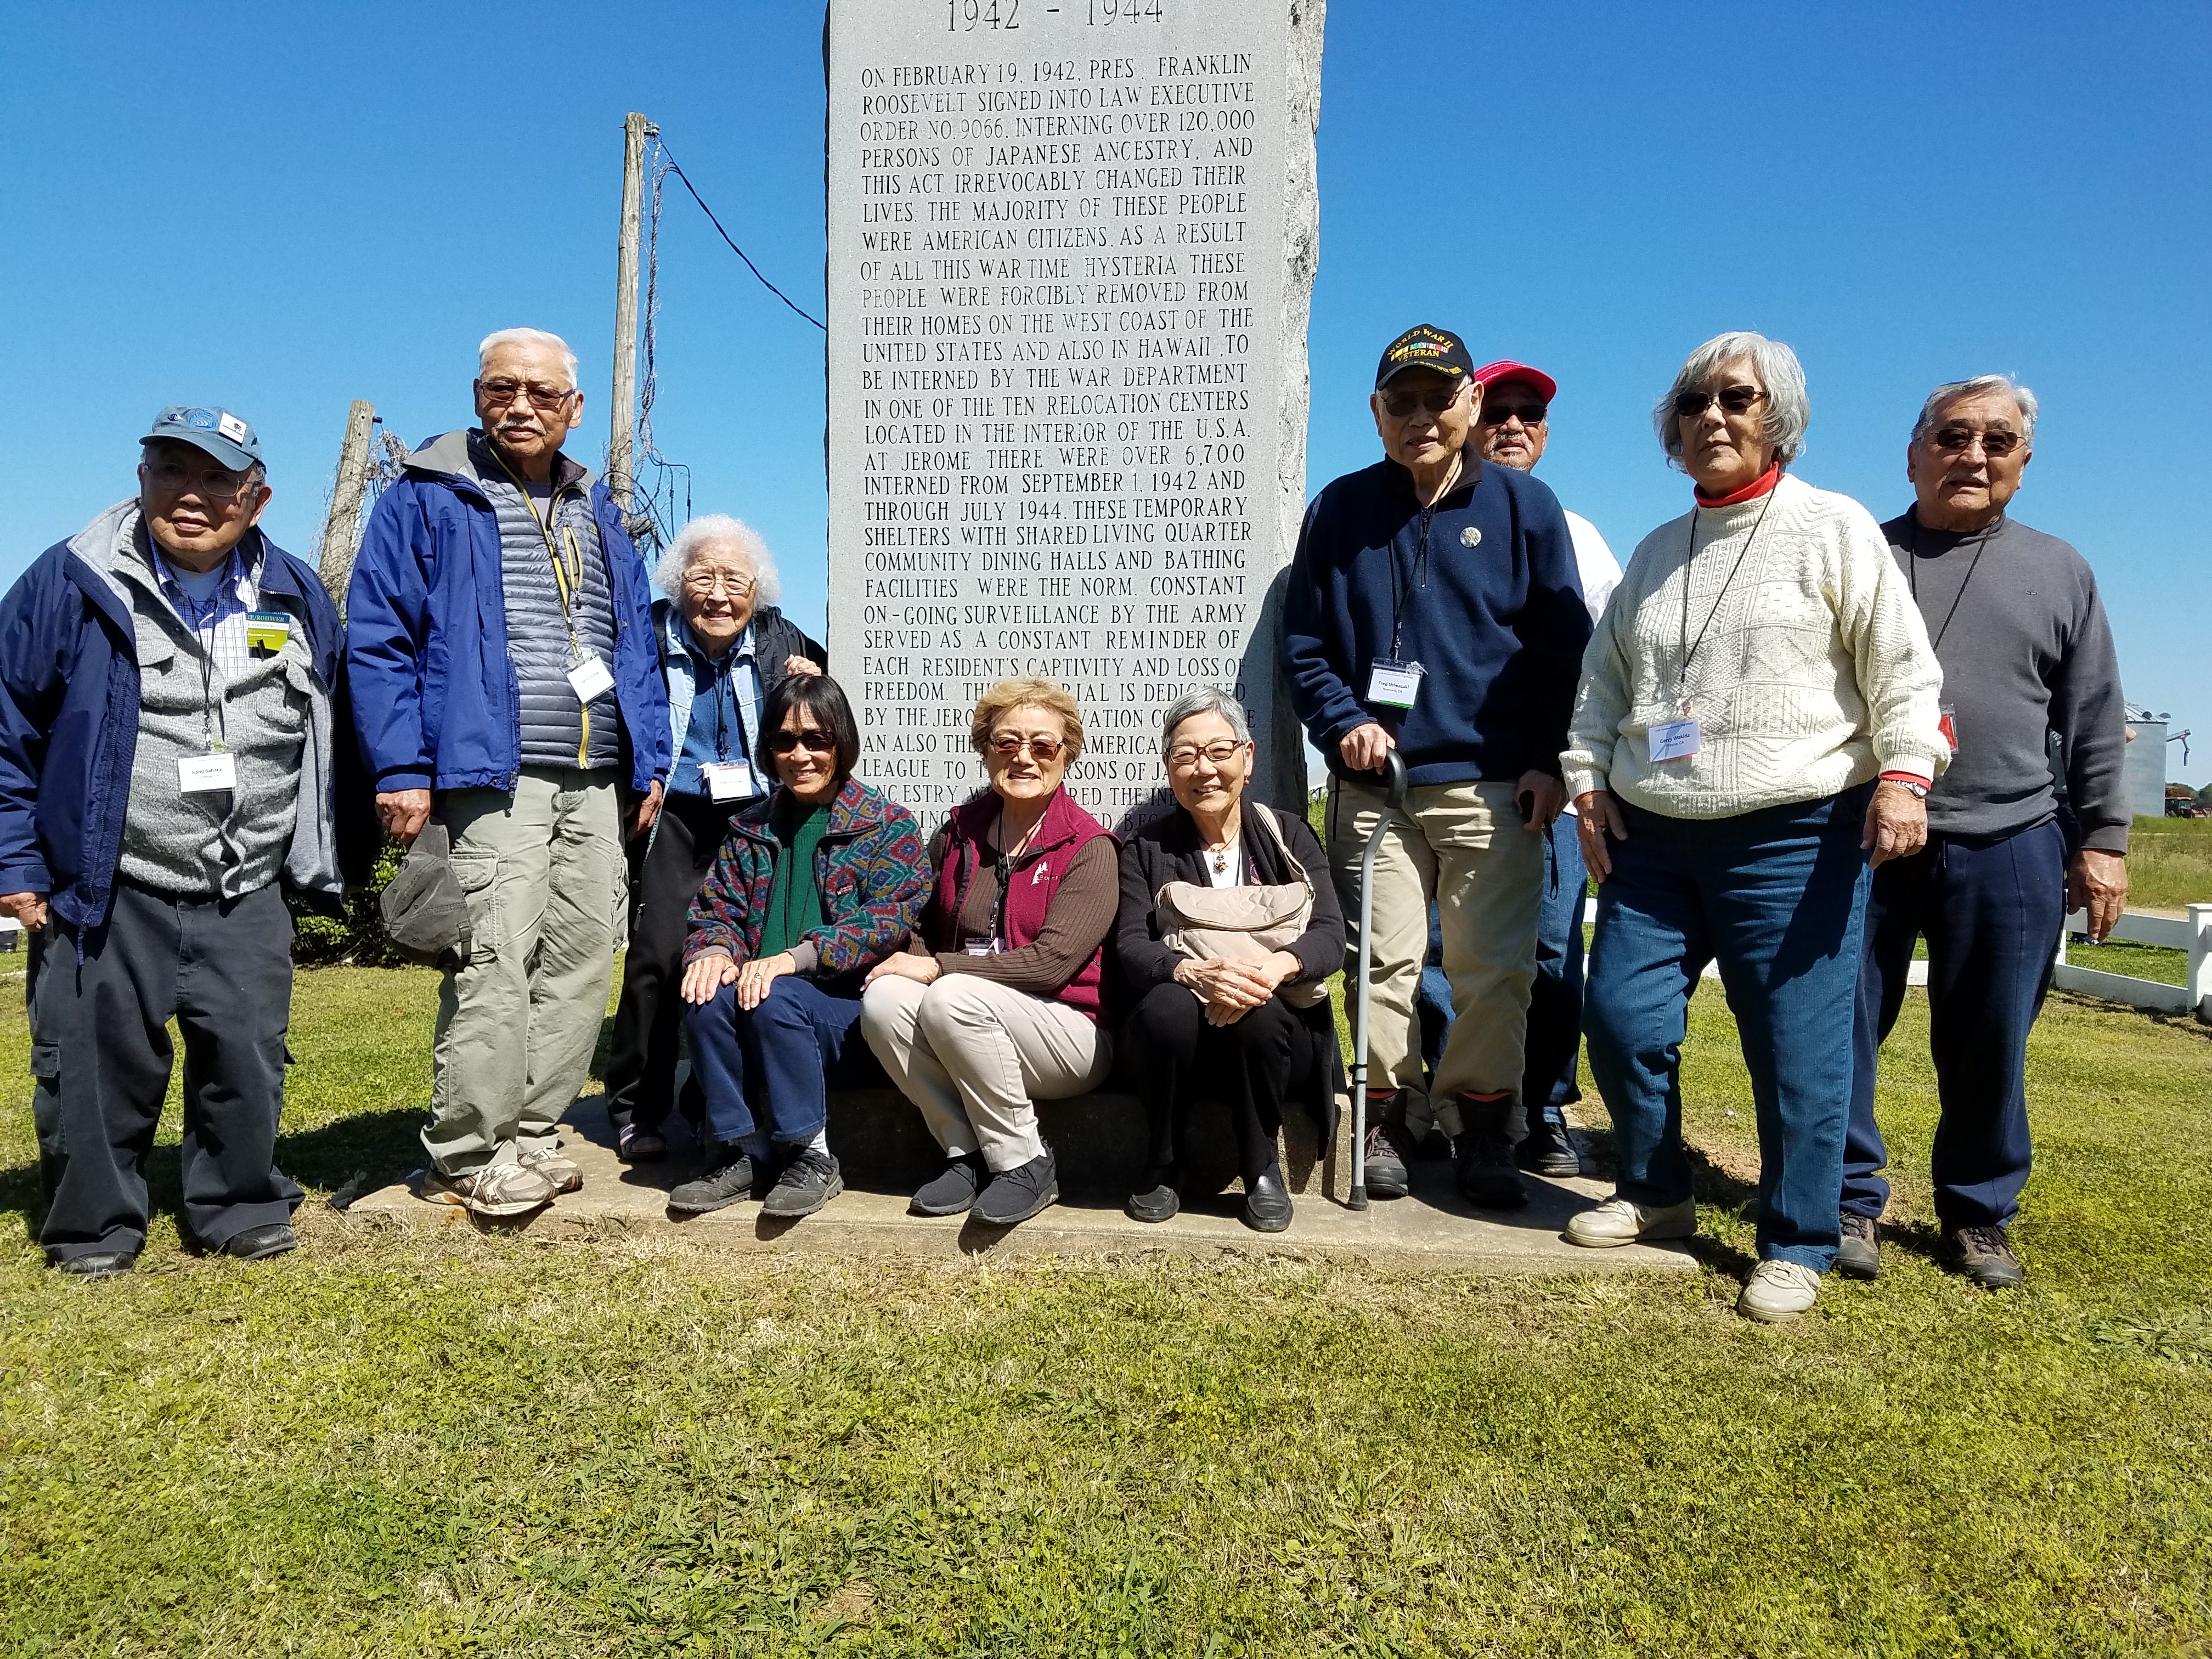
409, 1162, 556, 1217
1737, 1259, 1822, 1323
1564, 1194, 1697, 1248
519, 1145, 584, 1195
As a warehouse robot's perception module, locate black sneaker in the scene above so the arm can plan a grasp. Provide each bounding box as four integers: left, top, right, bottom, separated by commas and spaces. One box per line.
54, 1250, 137, 1281
667, 1146, 757, 1215
1518, 1116, 1582, 1177
1943, 1223, 2024, 1290
1126, 1166, 1180, 1223
1456, 1101, 1527, 1209
219, 1222, 297, 1262
1837, 1212, 1881, 1280
911, 1152, 988, 1217
972, 1150, 1059, 1226
762, 1149, 843, 1219
1241, 1169, 1293, 1234
1361, 1111, 1414, 1200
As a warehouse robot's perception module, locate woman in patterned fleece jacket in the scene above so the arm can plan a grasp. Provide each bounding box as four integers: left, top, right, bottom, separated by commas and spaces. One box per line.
1557, 331, 1948, 1327
669, 673, 928, 1221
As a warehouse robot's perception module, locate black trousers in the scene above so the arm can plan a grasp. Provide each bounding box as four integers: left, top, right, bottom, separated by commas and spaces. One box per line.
1125, 980, 1300, 1183
605, 794, 735, 1130
30, 879, 302, 1262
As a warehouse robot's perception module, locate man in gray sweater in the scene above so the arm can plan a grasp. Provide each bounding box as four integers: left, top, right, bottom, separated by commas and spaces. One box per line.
1843, 375, 2129, 1290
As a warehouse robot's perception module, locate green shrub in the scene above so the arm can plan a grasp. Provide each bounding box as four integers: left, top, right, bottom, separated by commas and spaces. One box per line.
289, 840, 407, 967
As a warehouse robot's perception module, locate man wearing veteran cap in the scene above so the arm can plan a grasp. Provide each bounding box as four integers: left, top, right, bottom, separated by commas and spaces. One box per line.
347, 328, 670, 1217
0, 406, 369, 1278
1283, 325, 1592, 1209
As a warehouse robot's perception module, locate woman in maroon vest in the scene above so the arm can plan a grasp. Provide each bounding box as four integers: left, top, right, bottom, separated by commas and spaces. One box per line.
861, 677, 1116, 1226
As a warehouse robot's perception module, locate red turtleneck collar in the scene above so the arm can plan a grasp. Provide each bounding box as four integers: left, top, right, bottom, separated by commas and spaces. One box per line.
1695, 462, 1782, 509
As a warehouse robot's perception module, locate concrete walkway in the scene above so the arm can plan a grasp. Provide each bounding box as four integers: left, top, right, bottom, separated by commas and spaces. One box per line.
347, 1096, 1694, 1274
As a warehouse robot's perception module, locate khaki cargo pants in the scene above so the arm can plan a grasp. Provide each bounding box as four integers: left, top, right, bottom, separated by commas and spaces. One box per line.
1325, 776, 1544, 1141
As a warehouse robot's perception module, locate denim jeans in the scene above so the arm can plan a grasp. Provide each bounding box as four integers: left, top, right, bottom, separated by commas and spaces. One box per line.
684, 974, 866, 1148
1583, 785, 1871, 1271
1845, 819, 2063, 1229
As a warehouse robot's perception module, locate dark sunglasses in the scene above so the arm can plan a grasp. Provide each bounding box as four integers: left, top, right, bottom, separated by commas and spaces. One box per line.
1674, 387, 1764, 417
1929, 426, 2025, 458
1479, 402, 1549, 426
1379, 383, 1467, 418
768, 729, 836, 755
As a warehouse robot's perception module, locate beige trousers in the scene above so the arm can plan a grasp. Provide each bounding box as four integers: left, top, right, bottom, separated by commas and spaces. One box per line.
425, 768, 624, 1173
861, 973, 1113, 1171
1325, 776, 1544, 1140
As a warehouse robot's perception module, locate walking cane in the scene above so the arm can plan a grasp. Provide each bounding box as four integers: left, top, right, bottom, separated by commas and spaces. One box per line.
1348, 749, 1408, 1212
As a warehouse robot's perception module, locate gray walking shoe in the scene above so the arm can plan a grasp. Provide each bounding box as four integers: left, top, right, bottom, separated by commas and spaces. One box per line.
667, 1147, 757, 1215
1837, 1213, 1881, 1280
1943, 1224, 2025, 1290
761, 1150, 843, 1220
410, 1163, 556, 1218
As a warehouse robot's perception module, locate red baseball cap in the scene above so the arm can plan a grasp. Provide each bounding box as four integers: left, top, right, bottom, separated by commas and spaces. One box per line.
1472, 359, 1558, 402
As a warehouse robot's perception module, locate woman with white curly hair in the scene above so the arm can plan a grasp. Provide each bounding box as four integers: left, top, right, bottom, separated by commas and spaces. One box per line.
605, 515, 826, 1163
1558, 331, 1948, 1324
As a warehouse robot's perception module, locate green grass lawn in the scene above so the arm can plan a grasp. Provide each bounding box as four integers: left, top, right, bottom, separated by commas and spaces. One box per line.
2128, 815, 2212, 913
3, 962, 2210, 1656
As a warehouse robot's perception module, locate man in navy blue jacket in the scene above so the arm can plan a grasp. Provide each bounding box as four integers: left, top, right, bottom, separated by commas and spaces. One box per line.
1283, 325, 1590, 1209
347, 329, 670, 1217
0, 407, 369, 1278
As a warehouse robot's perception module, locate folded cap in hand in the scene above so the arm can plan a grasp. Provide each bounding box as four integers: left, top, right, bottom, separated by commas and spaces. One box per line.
379, 822, 473, 968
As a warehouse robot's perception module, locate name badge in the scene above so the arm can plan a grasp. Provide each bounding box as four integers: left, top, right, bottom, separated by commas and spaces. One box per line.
962, 938, 1002, 957
702, 760, 757, 802
1647, 718, 1702, 765
567, 653, 616, 703
245, 611, 290, 653
1938, 704, 1959, 754
178, 750, 238, 793
1365, 659, 1424, 709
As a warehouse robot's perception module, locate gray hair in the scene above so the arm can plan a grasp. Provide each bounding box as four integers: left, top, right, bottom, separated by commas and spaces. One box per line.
1158, 686, 1252, 758
478, 327, 579, 385
1654, 330, 1810, 469
653, 514, 781, 606
1911, 374, 2039, 445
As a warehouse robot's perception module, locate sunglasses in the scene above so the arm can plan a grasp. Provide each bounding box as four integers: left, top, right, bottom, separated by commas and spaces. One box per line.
989, 735, 1065, 761
1379, 383, 1467, 418
1166, 740, 1247, 769
1674, 387, 1765, 418
1479, 402, 1549, 426
477, 378, 578, 412
768, 729, 835, 755
1929, 426, 2025, 458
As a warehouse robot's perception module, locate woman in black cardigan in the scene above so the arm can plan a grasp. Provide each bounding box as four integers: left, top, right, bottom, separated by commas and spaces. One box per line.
1114, 688, 1345, 1232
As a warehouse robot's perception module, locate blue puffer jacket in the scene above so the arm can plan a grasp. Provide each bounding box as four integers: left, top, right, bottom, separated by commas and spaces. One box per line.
346, 430, 671, 796
0, 503, 371, 930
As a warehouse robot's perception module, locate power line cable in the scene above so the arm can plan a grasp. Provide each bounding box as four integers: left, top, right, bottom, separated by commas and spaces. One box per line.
656, 136, 827, 331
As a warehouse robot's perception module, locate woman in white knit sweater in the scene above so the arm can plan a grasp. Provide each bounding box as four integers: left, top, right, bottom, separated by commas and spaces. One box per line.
1558, 331, 1948, 1324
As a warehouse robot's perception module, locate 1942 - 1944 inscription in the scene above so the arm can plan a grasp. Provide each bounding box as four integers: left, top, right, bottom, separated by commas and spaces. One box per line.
827, 0, 1323, 820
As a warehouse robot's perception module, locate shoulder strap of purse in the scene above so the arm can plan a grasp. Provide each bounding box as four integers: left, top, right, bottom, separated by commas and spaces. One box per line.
1249, 802, 1311, 890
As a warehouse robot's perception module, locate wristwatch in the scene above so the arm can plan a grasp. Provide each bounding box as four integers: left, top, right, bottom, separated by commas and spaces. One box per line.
1882, 776, 1930, 799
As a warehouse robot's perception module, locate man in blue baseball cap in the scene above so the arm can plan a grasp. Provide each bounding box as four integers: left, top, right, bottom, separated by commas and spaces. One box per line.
0, 407, 372, 1278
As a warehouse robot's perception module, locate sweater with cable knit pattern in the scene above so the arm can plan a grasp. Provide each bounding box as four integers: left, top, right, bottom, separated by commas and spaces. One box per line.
1562, 472, 1949, 818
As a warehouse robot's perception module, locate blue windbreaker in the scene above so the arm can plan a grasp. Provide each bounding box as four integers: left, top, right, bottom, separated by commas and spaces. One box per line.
0, 504, 365, 930
345, 431, 671, 797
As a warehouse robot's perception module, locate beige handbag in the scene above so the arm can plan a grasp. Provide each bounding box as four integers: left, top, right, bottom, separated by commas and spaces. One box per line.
1154, 803, 1329, 1009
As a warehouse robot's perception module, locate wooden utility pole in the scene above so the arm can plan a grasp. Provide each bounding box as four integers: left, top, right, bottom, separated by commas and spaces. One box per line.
317, 399, 378, 607
608, 111, 652, 517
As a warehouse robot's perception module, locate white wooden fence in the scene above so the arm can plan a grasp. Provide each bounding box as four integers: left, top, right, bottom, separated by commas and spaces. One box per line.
1585, 898, 2211, 1022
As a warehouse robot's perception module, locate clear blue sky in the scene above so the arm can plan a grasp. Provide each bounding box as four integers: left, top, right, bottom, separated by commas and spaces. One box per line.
4, 2, 2205, 785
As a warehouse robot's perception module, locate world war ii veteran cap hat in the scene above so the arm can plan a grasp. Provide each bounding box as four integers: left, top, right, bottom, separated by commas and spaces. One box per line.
1375, 324, 1475, 389
142, 404, 264, 474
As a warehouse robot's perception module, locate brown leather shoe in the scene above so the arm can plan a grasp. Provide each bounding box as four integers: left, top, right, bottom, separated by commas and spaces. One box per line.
1943, 1224, 2024, 1290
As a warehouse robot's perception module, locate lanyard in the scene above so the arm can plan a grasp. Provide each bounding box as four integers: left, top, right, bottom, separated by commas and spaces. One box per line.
1387, 498, 1443, 660
1676, 488, 1777, 706
484, 442, 588, 658
156, 545, 238, 751
1904, 515, 1995, 654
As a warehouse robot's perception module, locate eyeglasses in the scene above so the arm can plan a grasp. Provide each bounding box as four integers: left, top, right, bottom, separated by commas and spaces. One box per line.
684, 571, 757, 597
142, 459, 258, 502
1379, 382, 1468, 418
989, 734, 1065, 761
1673, 387, 1765, 418
1479, 402, 1549, 426
768, 729, 836, 755
1166, 740, 1247, 769
1928, 426, 2025, 458
477, 378, 578, 412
